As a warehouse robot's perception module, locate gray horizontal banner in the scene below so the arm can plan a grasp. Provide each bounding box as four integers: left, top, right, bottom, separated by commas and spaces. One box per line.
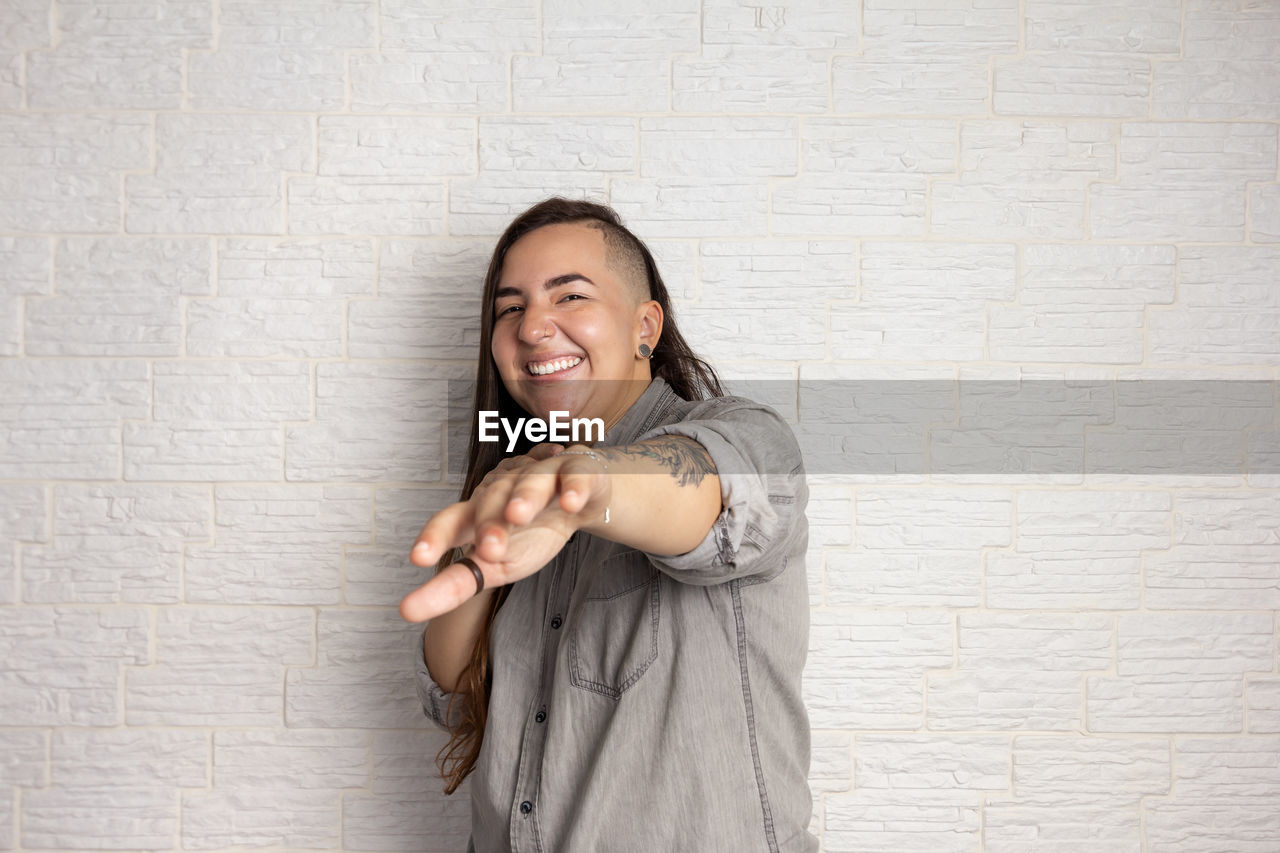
446, 379, 1280, 477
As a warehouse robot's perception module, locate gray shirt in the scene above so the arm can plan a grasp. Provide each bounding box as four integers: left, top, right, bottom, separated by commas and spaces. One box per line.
412, 377, 818, 853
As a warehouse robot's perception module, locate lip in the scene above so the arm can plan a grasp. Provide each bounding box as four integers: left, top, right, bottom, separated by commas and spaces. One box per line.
523, 354, 585, 381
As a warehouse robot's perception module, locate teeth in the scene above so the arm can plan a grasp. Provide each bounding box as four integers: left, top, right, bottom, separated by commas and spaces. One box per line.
530, 357, 581, 376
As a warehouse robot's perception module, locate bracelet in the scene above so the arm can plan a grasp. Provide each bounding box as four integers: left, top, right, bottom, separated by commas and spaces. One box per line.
558, 449, 610, 524
558, 448, 606, 468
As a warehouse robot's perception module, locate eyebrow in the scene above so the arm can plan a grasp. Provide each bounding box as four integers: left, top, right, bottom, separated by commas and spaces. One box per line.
494, 273, 596, 301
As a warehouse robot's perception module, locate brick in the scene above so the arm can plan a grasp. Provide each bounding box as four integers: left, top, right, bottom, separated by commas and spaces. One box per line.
1011, 735, 1169, 798
22, 786, 176, 850
220, 237, 376, 297
832, 54, 990, 115
28, 44, 185, 109
153, 361, 310, 424
1116, 122, 1276, 186
0, 236, 50, 355
0, 484, 47, 604
479, 116, 636, 173
610, 179, 770, 238
218, 0, 375, 48
853, 487, 1012, 549
185, 485, 370, 605
0, 113, 150, 232
0, 359, 149, 479
773, 175, 927, 237
378, 0, 537, 52
1251, 184, 1280, 243
0, 0, 51, 52
986, 488, 1167, 609
992, 243, 1175, 364
285, 363, 451, 482
1025, 0, 1182, 54
638, 117, 796, 179
675, 306, 826, 363
995, 52, 1151, 117
182, 788, 340, 849
1153, 59, 1280, 120
287, 177, 447, 236
348, 295, 482, 359
0, 730, 47, 786
823, 788, 980, 853
23, 485, 210, 604
374, 487, 463, 551
26, 237, 211, 357
984, 796, 1145, 852
1149, 246, 1280, 363
542, 0, 698, 55
928, 613, 1112, 731
153, 606, 314, 666
1087, 613, 1273, 732
1171, 735, 1280, 797
447, 173, 609, 236
124, 423, 286, 482
376, 238, 490, 298
187, 47, 345, 111
1090, 183, 1247, 242
1183, 0, 1280, 61
54, 0, 210, 44
1146, 797, 1280, 852
318, 116, 476, 177
196, 238, 373, 357
286, 611, 433, 728
805, 610, 953, 729
51, 729, 207, 788
699, 240, 854, 307
673, 45, 829, 113
1248, 679, 1280, 734
0, 607, 148, 726
127, 113, 313, 234
342, 791, 472, 850
211, 730, 368, 789
701, 0, 856, 48
515, 56, 669, 112
126, 663, 287, 727
802, 118, 957, 175
350, 50, 510, 113
856, 733, 1009, 792
827, 550, 981, 608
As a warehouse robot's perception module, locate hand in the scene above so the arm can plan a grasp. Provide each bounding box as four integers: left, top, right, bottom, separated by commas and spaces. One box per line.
398, 442, 612, 622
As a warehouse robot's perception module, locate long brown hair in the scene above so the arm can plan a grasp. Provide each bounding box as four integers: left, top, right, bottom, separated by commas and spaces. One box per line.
433, 196, 723, 793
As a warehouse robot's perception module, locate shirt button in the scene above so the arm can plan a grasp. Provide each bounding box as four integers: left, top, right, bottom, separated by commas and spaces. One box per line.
535, 706, 546, 723
550, 615, 562, 629
520, 800, 533, 815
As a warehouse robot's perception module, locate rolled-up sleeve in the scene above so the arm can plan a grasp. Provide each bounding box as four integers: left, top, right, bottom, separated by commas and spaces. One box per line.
637, 397, 807, 586
410, 623, 466, 732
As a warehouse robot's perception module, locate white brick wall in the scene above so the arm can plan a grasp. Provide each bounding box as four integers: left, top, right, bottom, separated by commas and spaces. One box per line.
0, 1, 1277, 850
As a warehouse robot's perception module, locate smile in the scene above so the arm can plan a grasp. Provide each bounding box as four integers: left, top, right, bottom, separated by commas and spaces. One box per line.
527, 356, 582, 376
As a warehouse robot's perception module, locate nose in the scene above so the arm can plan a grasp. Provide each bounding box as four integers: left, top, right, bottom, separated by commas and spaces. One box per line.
517, 303, 553, 345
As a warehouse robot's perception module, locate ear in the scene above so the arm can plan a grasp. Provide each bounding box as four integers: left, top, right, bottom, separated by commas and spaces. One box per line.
636, 299, 663, 349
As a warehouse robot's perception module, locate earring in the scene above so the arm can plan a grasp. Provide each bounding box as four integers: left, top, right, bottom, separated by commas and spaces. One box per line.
637, 343, 652, 359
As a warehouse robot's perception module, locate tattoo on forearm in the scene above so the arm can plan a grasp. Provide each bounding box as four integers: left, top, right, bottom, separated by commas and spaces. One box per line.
609, 437, 717, 487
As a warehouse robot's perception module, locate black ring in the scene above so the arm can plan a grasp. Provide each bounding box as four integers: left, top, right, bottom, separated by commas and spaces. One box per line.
456, 555, 485, 595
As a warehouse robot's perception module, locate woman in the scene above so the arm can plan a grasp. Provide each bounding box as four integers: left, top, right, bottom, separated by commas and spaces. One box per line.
401, 197, 817, 852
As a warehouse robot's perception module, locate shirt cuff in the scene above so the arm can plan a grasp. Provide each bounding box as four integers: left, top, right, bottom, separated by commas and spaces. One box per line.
411, 623, 465, 732
636, 399, 805, 586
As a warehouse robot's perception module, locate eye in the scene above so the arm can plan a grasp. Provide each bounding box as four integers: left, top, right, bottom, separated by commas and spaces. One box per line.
496, 304, 522, 317
560, 293, 585, 302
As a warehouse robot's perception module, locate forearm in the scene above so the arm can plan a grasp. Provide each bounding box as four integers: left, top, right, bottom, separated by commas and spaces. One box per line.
422, 585, 494, 694
576, 436, 722, 556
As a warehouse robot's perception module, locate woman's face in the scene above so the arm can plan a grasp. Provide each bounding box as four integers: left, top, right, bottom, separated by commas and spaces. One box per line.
490, 222, 661, 431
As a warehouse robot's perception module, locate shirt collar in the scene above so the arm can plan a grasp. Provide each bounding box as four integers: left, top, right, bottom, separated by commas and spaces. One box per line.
600, 376, 678, 447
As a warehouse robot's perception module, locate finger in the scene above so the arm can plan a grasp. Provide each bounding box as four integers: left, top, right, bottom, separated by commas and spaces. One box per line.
526, 442, 565, 461
399, 559, 488, 623
556, 456, 606, 513
504, 467, 561, 526
409, 502, 475, 567
468, 476, 521, 561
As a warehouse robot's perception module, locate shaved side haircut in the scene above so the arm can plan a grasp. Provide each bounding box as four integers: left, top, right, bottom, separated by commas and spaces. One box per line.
586, 219, 651, 306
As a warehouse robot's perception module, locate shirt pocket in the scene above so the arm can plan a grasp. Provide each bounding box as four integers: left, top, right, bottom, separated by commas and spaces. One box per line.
567, 549, 661, 699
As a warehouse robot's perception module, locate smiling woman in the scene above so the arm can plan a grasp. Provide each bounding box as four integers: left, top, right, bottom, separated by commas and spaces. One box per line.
400, 197, 818, 853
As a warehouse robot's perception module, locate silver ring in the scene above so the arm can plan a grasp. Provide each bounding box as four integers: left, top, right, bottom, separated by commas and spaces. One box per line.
456, 555, 485, 595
